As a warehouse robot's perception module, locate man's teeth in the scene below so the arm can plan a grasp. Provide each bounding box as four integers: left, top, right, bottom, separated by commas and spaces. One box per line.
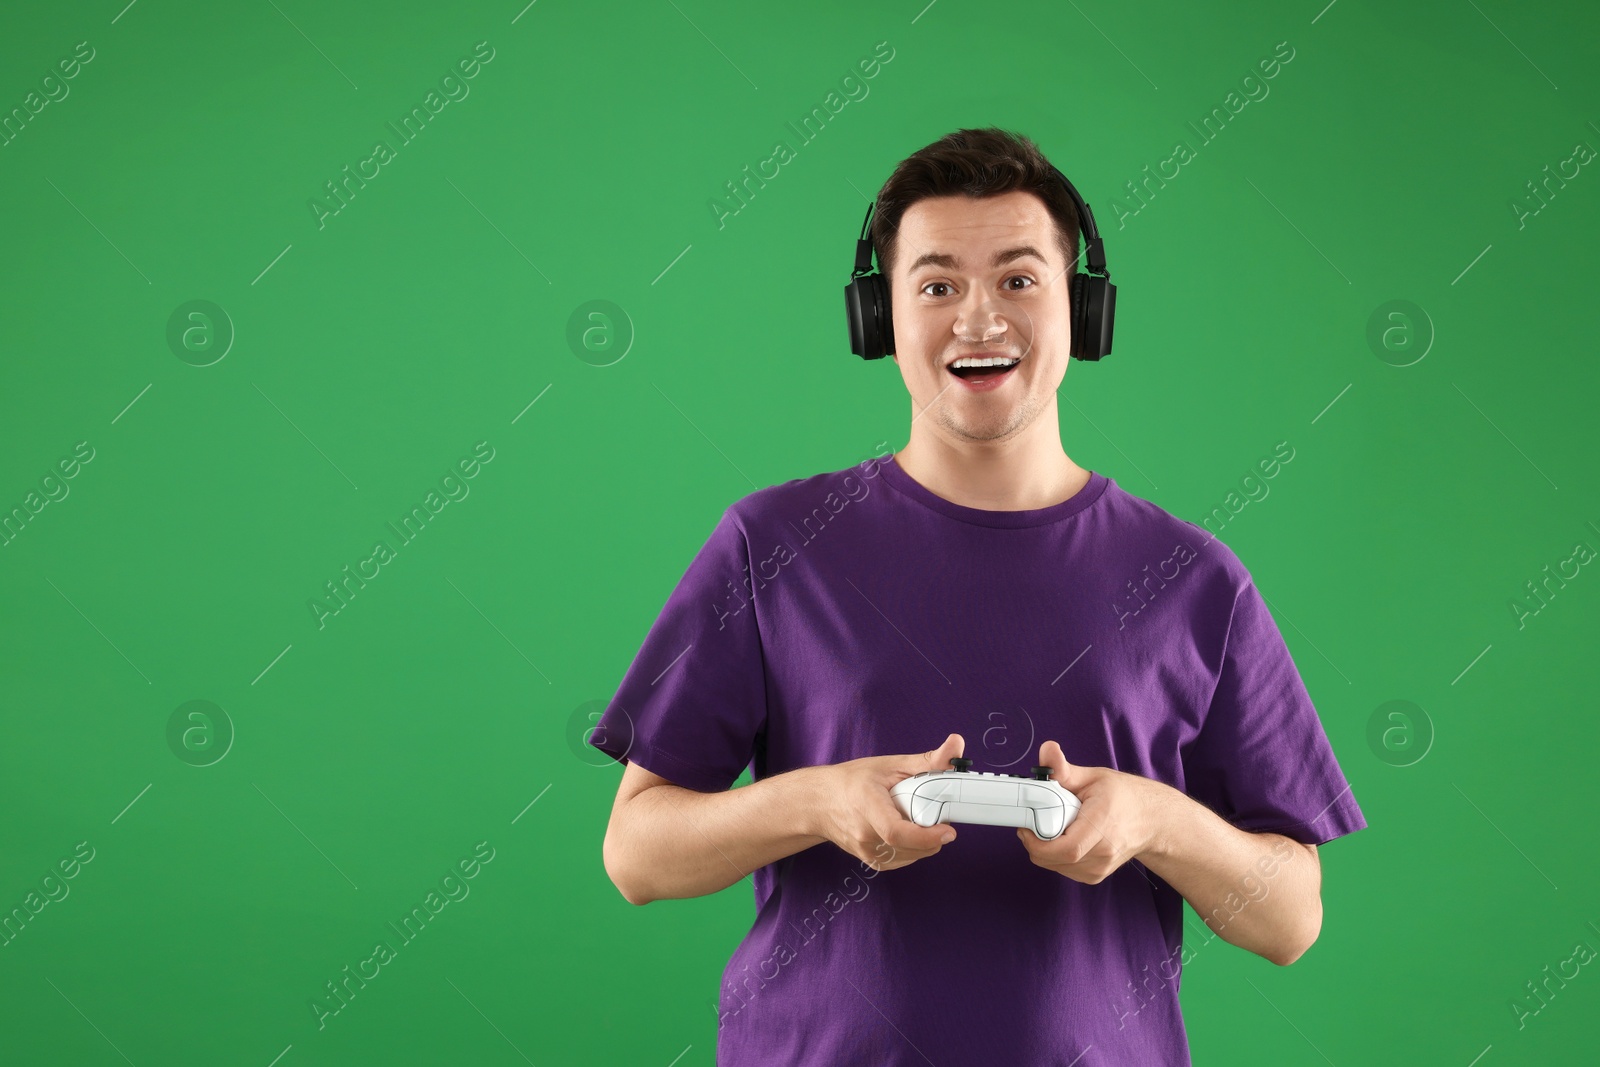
950, 356, 1020, 369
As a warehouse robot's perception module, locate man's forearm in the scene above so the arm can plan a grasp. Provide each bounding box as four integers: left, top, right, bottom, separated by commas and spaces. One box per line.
605, 766, 829, 904
1139, 785, 1322, 965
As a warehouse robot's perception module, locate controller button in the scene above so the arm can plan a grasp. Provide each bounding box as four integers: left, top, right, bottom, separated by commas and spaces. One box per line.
950, 757, 973, 772
1031, 766, 1052, 780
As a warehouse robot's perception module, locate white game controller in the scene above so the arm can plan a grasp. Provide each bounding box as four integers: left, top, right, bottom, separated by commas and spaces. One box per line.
890, 758, 1082, 840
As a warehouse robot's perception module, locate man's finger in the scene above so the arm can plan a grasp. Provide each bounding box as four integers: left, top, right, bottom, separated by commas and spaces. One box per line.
1039, 738, 1091, 793
928, 732, 964, 764
1053, 814, 1108, 861
879, 809, 954, 851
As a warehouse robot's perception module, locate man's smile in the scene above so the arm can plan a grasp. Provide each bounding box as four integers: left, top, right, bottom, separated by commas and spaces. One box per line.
945, 351, 1023, 391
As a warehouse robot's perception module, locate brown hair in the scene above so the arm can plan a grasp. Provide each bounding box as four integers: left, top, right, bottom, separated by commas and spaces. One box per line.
870, 127, 1080, 288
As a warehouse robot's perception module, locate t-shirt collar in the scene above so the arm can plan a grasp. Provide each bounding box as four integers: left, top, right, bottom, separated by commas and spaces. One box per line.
874, 453, 1110, 529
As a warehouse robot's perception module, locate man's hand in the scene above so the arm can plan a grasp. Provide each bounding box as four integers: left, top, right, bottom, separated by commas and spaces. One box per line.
1015, 739, 1176, 884
810, 733, 967, 871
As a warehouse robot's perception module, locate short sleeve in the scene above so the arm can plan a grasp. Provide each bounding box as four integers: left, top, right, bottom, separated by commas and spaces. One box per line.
586, 506, 768, 793
1181, 574, 1368, 846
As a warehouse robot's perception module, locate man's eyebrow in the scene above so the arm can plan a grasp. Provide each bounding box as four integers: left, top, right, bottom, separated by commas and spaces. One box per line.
906, 245, 1050, 274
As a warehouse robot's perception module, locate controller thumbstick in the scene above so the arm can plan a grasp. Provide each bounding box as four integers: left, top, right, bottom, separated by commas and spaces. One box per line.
950, 757, 973, 772
1031, 765, 1052, 780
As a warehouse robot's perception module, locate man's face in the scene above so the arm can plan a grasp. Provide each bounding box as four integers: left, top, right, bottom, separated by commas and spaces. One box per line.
889, 190, 1072, 443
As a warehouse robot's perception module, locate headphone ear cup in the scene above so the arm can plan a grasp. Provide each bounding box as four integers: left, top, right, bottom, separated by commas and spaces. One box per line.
874, 273, 895, 358
1069, 273, 1088, 360
844, 277, 874, 359
1069, 274, 1116, 361
844, 274, 894, 360
1086, 277, 1115, 361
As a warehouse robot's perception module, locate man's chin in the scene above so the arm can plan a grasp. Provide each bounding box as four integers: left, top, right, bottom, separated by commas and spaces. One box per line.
942, 407, 1028, 441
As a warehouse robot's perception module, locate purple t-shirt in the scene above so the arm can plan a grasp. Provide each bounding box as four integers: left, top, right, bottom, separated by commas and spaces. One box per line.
590, 453, 1366, 1066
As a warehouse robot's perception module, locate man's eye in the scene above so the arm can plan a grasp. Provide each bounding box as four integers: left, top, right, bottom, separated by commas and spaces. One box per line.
921, 278, 1034, 297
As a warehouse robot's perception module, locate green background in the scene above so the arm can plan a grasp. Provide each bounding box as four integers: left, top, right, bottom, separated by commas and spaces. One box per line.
2, 0, 1596, 1063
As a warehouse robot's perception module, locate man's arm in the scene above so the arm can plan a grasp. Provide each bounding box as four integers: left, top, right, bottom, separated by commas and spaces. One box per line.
1138, 786, 1322, 966
601, 733, 972, 905
602, 762, 828, 905
1017, 740, 1324, 966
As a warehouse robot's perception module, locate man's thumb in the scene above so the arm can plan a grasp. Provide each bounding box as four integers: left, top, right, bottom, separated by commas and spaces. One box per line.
919, 732, 964, 769
1041, 740, 1088, 791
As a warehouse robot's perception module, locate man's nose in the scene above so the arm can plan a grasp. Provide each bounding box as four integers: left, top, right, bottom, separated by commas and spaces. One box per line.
953, 297, 1011, 343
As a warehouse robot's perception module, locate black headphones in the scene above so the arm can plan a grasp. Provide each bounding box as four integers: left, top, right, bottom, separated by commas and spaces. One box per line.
843, 164, 1116, 361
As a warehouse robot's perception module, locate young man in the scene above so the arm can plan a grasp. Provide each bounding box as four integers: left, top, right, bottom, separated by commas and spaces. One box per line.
590, 127, 1366, 1065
